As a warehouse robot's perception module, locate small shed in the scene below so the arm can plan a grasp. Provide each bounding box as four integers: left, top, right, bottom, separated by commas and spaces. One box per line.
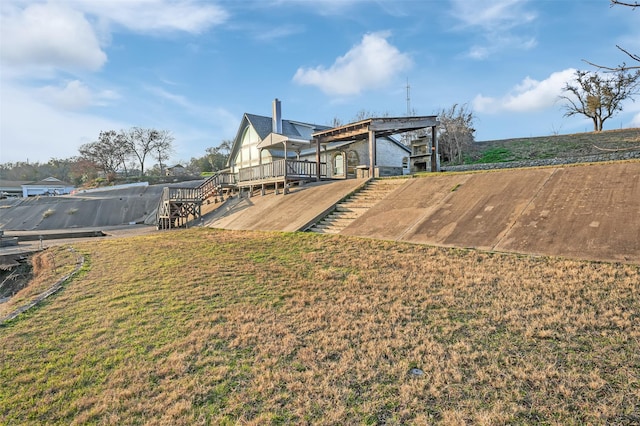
166, 165, 188, 177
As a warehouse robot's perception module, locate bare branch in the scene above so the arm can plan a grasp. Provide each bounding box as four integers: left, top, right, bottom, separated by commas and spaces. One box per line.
610, 0, 639, 7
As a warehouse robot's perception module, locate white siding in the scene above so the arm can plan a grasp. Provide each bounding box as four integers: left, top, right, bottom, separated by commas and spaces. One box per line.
231, 125, 261, 173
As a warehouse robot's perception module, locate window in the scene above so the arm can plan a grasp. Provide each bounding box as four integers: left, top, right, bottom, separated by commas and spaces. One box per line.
334, 153, 344, 176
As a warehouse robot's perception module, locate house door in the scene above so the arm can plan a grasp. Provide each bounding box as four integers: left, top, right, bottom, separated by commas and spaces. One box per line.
333, 152, 345, 178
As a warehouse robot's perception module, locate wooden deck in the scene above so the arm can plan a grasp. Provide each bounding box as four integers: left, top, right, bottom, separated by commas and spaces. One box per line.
236, 159, 327, 193
156, 160, 327, 229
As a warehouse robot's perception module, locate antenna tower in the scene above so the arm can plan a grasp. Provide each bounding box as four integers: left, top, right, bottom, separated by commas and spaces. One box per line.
406, 78, 411, 116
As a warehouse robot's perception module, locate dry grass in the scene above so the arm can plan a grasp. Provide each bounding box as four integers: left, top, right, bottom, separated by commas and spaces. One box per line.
469, 127, 640, 163
0, 246, 80, 318
42, 208, 56, 218
1, 229, 639, 425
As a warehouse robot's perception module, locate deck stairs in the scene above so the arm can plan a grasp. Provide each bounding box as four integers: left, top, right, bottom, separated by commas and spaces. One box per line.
156, 171, 236, 230
308, 178, 406, 234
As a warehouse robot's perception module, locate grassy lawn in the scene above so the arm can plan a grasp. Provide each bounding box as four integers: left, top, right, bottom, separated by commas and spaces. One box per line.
1, 229, 639, 424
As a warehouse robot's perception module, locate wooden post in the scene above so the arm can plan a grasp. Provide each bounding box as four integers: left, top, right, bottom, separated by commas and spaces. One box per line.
283, 142, 288, 195
431, 125, 440, 172
368, 129, 376, 178
315, 138, 321, 181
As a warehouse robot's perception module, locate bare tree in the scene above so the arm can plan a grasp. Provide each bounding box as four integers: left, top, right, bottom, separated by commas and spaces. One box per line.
437, 104, 476, 164
121, 127, 173, 176
153, 130, 174, 176
560, 69, 640, 131
584, 1, 639, 71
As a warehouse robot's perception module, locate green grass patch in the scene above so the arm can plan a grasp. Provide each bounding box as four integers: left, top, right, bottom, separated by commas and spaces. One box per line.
464, 127, 640, 165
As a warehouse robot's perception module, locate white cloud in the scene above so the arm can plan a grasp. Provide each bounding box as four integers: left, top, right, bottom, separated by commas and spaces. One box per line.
37, 80, 121, 110
473, 69, 576, 113
449, 0, 537, 59
74, 0, 229, 34
0, 2, 107, 72
449, 0, 535, 31
254, 24, 303, 42
0, 0, 228, 74
293, 31, 411, 96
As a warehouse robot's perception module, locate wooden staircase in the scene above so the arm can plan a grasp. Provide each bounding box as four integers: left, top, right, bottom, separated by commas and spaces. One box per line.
156, 171, 236, 230
308, 178, 406, 234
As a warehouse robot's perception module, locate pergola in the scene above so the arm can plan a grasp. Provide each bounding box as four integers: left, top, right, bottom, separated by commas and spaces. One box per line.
312, 116, 440, 179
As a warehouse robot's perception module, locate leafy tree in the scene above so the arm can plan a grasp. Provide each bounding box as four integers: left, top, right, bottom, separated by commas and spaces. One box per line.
205, 140, 231, 172
560, 69, 640, 131
79, 130, 128, 176
68, 157, 99, 185
437, 104, 476, 164
187, 156, 212, 175
0, 161, 39, 181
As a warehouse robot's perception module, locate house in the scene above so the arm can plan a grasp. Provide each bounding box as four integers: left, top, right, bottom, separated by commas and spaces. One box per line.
21, 177, 75, 197
0, 180, 31, 198
166, 164, 188, 177
226, 99, 438, 194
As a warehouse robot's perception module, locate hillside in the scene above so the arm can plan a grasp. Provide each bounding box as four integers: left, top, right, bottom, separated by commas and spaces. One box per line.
466, 127, 640, 164
1, 230, 639, 424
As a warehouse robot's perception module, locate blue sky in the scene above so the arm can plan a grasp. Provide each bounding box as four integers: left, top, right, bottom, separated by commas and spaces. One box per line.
1, 0, 639, 165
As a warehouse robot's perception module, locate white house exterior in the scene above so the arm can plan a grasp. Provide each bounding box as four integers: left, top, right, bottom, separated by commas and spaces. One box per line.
228, 99, 412, 180
21, 177, 75, 197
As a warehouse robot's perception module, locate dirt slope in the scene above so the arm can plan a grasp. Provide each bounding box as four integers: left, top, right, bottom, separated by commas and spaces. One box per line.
342, 161, 640, 263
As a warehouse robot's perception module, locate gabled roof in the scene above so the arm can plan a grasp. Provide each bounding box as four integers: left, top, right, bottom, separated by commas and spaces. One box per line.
228, 113, 330, 167
23, 177, 73, 187
244, 113, 329, 140
0, 180, 33, 188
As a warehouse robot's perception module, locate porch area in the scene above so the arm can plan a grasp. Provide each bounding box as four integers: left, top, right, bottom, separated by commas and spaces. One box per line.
237, 159, 327, 194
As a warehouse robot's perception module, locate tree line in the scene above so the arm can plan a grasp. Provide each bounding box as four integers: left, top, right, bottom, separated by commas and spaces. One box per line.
79, 128, 174, 178
0, 127, 179, 185
0, 129, 233, 187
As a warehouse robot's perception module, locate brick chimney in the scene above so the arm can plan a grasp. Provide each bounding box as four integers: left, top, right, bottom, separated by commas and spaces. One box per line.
272, 98, 282, 134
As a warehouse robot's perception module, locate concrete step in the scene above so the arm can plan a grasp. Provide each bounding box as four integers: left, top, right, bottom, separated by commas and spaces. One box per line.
321, 217, 357, 226
335, 205, 370, 212
309, 178, 407, 235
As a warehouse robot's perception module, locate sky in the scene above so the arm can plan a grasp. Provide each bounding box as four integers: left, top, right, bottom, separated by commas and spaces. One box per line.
1, 0, 639, 165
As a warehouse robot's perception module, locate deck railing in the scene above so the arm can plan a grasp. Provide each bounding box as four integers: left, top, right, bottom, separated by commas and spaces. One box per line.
238, 159, 327, 183
156, 170, 237, 229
